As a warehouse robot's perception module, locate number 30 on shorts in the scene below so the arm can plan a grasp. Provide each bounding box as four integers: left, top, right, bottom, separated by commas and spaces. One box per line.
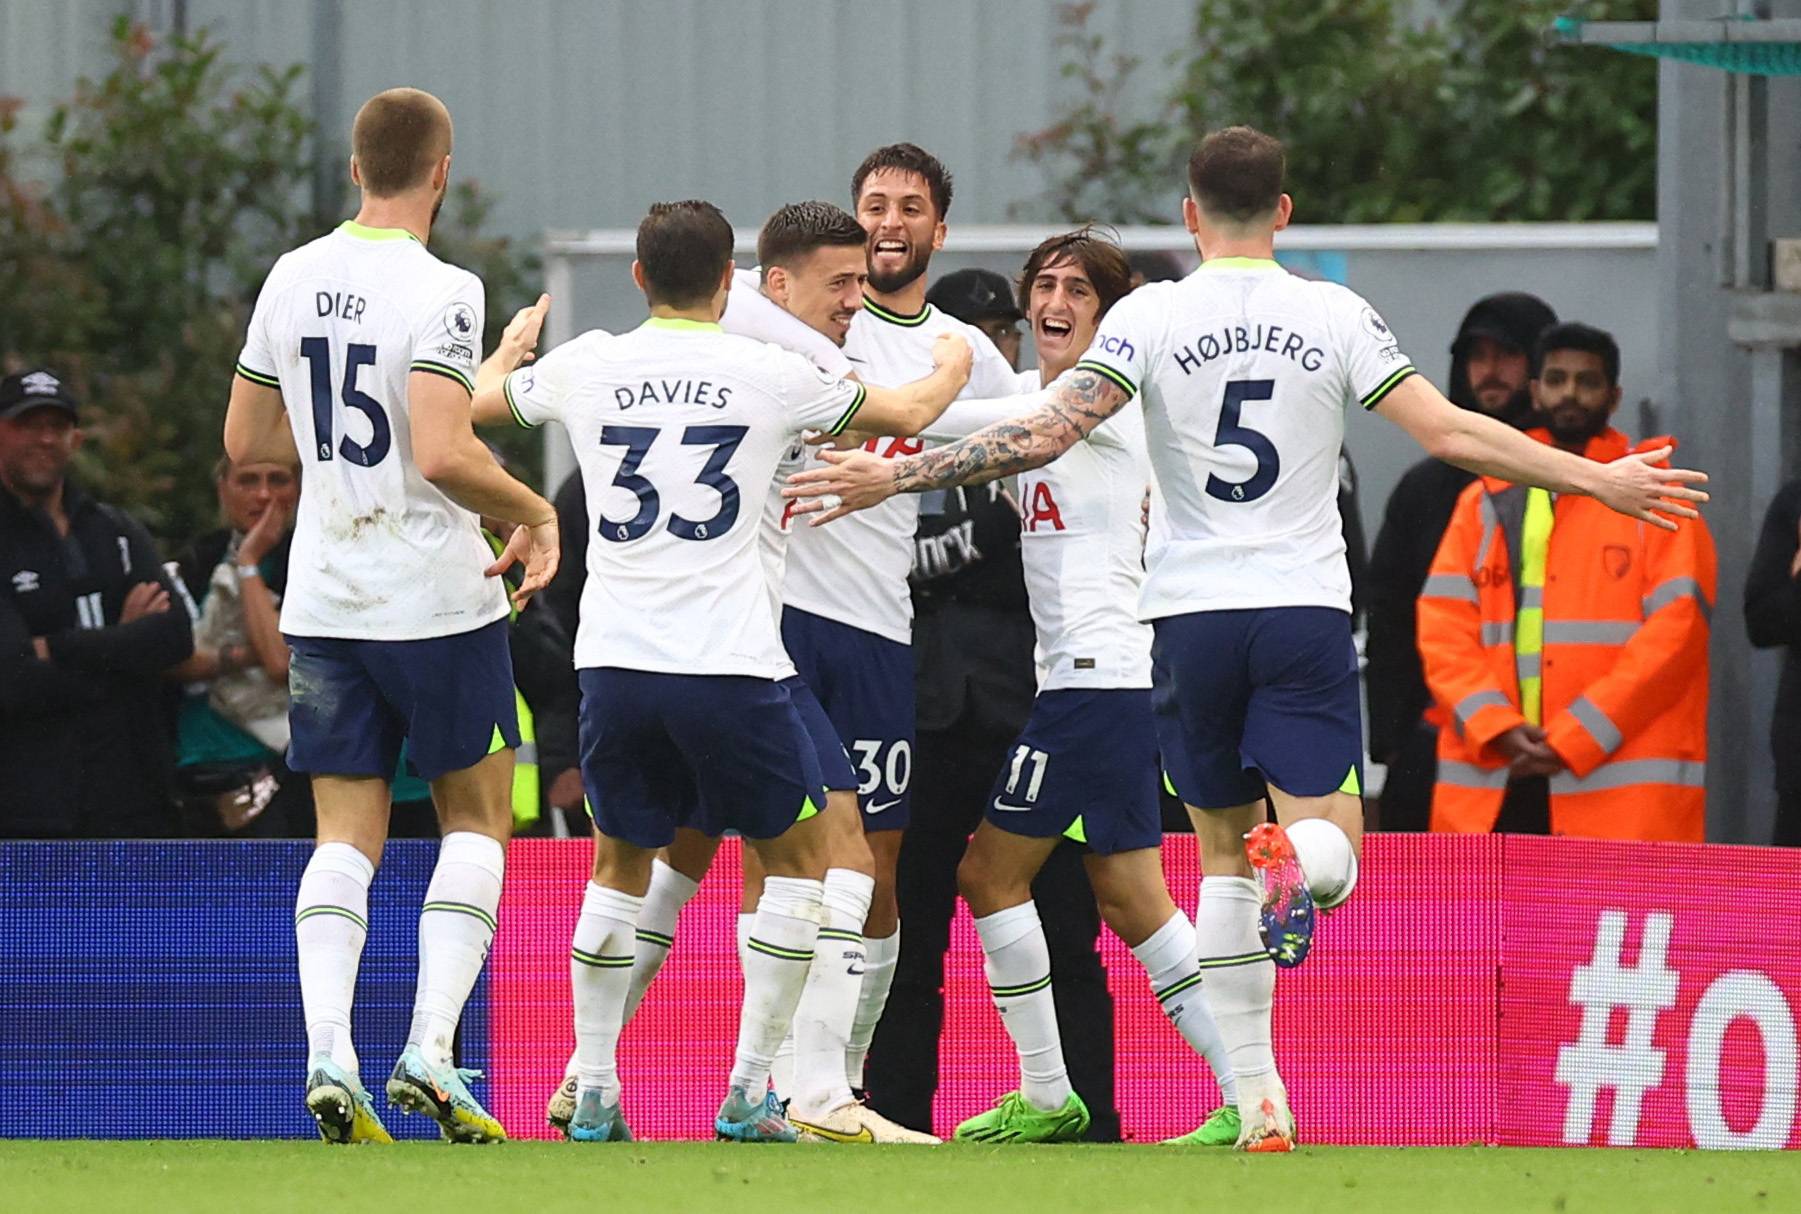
848, 739, 911, 808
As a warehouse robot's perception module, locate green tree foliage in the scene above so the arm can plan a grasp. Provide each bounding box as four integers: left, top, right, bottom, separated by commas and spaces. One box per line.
0, 17, 539, 546
1015, 0, 1657, 225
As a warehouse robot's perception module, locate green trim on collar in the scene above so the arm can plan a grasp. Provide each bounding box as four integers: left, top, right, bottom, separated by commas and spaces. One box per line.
643, 317, 722, 332
862, 295, 932, 327
1199, 256, 1280, 271
338, 219, 421, 243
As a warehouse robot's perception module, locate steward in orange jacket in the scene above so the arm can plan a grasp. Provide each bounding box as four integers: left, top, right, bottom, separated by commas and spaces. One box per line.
1417, 326, 1714, 841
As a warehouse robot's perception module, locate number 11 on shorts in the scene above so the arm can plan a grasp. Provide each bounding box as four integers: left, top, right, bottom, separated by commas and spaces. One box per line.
1005, 746, 1049, 803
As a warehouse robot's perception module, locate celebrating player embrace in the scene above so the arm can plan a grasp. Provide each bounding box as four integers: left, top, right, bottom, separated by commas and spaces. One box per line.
786, 126, 1707, 1150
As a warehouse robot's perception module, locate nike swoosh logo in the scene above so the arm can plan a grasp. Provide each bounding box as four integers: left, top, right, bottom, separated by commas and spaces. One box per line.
991, 798, 1036, 813
792, 1118, 875, 1144
865, 798, 900, 814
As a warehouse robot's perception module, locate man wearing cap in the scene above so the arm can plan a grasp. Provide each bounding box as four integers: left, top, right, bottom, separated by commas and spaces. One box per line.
0, 369, 194, 837
928, 268, 1025, 370
1366, 293, 1558, 830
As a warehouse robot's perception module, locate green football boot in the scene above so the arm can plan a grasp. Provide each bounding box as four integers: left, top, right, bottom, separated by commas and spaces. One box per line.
1161, 1105, 1239, 1146
953, 1090, 1090, 1144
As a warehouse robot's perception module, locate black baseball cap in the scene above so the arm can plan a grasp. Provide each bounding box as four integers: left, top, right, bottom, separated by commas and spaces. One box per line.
0, 369, 78, 421
927, 268, 1024, 325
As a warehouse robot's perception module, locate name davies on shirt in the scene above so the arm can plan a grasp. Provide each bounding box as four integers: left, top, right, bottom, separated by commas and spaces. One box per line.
613, 379, 736, 410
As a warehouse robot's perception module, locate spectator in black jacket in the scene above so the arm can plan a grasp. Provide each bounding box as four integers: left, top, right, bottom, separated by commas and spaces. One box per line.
533, 469, 589, 834
1745, 481, 1801, 847
0, 369, 193, 837
1365, 293, 1556, 830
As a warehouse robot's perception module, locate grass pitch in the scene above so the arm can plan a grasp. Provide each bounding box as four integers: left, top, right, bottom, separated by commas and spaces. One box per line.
5, 1141, 1795, 1213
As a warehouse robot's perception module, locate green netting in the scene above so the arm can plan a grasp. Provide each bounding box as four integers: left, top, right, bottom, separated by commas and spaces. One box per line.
1610, 42, 1801, 75
1553, 16, 1801, 76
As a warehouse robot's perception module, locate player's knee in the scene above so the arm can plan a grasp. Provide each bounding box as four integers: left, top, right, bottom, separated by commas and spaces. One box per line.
957, 849, 1024, 918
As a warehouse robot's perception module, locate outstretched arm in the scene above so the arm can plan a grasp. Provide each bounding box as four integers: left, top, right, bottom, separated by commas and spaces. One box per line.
1375, 375, 1708, 530
785, 369, 1129, 524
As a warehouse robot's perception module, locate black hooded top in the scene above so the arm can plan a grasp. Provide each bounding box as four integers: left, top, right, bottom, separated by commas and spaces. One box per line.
1365, 292, 1558, 760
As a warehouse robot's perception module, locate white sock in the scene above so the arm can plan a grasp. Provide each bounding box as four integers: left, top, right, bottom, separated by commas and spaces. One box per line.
1132, 910, 1237, 1105
406, 831, 505, 1068
621, 859, 700, 1024
736, 912, 754, 976
1195, 876, 1279, 1121
791, 868, 874, 1114
730, 876, 823, 1094
295, 842, 374, 1076
846, 925, 899, 1089
571, 882, 643, 1108
975, 902, 1071, 1112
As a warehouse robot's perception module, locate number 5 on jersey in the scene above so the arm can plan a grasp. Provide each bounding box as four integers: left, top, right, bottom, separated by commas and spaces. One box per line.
1207, 378, 1278, 504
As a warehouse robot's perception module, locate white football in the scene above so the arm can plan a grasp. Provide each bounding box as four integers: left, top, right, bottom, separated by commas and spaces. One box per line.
1287, 817, 1358, 909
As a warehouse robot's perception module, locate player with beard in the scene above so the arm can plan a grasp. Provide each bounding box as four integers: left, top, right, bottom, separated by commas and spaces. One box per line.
784, 127, 1706, 1150
533, 201, 967, 1143
720, 147, 1020, 1124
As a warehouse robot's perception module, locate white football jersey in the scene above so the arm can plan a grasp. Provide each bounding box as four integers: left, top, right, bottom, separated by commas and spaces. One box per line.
924, 368, 1153, 691
719, 271, 849, 625
504, 319, 866, 678
235, 220, 506, 641
1076, 259, 1415, 619
781, 298, 1021, 643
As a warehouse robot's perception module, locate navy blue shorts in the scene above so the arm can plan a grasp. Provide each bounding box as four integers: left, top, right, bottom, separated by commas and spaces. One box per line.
781, 607, 914, 831
985, 689, 1162, 856
1151, 607, 1362, 807
285, 618, 519, 783
578, 668, 825, 850
681, 675, 857, 838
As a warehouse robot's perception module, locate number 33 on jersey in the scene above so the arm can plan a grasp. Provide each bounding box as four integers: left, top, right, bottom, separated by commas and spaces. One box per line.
502, 318, 866, 680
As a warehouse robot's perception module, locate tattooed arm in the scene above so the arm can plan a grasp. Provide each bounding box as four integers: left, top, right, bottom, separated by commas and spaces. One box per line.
784, 369, 1132, 524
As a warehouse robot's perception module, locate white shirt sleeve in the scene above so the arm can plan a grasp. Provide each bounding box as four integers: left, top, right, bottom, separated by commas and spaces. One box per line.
234, 270, 280, 388
1074, 283, 1164, 401
918, 389, 1050, 443
411, 271, 485, 394
769, 347, 868, 436
722, 270, 857, 378
503, 331, 595, 429
1329, 285, 1417, 411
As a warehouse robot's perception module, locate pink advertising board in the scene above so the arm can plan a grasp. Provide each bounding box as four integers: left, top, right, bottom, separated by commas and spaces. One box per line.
487, 834, 1799, 1147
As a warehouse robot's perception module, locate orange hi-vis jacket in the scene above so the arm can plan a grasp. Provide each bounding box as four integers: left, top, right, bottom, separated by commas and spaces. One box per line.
1417, 428, 1715, 841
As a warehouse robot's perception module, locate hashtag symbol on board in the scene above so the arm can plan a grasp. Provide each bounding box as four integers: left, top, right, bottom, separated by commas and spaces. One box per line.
1553, 909, 1681, 1145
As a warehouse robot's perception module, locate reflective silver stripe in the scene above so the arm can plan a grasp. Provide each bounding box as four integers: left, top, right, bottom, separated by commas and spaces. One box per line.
1480, 620, 1515, 646
515, 742, 539, 766
1521, 585, 1544, 611
1543, 620, 1639, 646
1438, 760, 1511, 790
1567, 696, 1624, 756
1550, 758, 1705, 795
1455, 689, 1512, 728
1517, 652, 1541, 678
1422, 573, 1478, 602
1475, 496, 1498, 570
1642, 576, 1712, 623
